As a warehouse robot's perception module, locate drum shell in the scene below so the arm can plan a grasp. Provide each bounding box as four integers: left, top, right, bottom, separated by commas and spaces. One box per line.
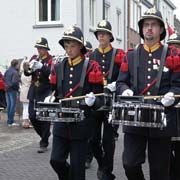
111, 102, 165, 128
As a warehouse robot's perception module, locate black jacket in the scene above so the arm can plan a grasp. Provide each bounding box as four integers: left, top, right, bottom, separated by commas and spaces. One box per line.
116, 44, 180, 137
89, 46, 123, 84
52, 57, 103, 140
24, 54, 52, 101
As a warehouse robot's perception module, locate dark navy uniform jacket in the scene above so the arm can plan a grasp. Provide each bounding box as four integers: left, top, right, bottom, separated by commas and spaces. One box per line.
24, 54, 53, 101
116, 43, 180, 137
89, 45, 124, 85
52, 56, 103, 140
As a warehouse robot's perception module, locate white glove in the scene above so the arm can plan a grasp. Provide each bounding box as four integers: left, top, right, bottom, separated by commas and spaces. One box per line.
29, 60, 36, 69
161, 92, 175, 107
107, 81, 116, 92
33, 61, 43, 71
85, 92, 96, 106
44, 96, 55, 103
122, 89, 134, 96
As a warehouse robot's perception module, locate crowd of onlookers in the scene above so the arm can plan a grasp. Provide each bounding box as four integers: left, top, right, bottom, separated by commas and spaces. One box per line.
0, 59, 32, 128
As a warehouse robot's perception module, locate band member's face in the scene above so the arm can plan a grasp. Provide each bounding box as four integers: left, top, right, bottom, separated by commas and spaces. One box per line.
142, 19, 163, 42
37, 47, 48, 57
64, 40, 82, 59
97, 31, 112, 48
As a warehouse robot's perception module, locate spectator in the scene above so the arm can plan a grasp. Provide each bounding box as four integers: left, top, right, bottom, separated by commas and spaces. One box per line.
19, 61, 32, 128
0, 71, 6, 108
4, 59, 20, 126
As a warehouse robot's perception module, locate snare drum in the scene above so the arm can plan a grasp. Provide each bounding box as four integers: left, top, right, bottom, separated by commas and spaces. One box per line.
35, 102, 84, 122
110, 102, 166, 128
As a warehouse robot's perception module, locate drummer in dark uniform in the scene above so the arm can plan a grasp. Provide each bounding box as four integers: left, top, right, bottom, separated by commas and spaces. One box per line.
167, 32, 180, 180
49, 25, 103, 180
116, 7, 180, 180
24, 37, 53, 153
89, 20, 124, 180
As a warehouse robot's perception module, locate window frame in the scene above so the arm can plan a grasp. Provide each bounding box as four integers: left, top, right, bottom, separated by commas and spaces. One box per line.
35, 0, 61, 25
89, 0, 96, 28
130, 0, 140, 32
116, 8, 122, 39
105, 1, 110, 20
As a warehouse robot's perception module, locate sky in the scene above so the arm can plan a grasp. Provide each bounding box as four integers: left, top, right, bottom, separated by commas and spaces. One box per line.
171, 0, 180, 20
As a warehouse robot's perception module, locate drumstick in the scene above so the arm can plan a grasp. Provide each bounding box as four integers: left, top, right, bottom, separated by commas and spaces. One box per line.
49, 90, 56, 102
59, 93, 104, 102
144, 94, 180, 100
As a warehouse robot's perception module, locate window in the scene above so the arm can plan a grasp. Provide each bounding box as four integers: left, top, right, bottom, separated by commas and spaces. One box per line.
117, 9, 122, 37
89, 0, 96, 27
105, 2, 110, 20
36, 0, 61, 24
130, 0, 140, 31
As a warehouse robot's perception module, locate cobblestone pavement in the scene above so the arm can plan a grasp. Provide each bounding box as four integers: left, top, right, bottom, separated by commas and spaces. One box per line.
0, 112, 148, 180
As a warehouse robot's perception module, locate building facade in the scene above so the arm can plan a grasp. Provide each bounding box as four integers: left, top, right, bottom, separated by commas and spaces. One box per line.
0, 0, 125, 70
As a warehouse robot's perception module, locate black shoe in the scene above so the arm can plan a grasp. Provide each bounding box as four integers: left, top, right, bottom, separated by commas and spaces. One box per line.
37, 147, 47, 153
97, 167, 103, 180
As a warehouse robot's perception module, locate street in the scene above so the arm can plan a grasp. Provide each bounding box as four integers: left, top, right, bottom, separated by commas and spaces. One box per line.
0, 113, 148, 180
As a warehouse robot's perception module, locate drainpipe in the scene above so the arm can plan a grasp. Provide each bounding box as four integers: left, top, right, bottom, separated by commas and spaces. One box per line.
124, 0, 127, 50
103, 0, 105, 19
127, 0, 130, 48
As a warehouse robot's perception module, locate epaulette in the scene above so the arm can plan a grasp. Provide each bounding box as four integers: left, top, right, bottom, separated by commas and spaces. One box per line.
114, 48, 125, 65
49, 64, 56, 85
88, 60, 103, 84
120, 50, 129, 72
47, 58, 53, 66
165, 46, 180, 72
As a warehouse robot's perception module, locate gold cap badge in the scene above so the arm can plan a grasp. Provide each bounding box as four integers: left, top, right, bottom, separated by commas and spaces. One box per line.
64, 26, 75, 35
146, 7, 157, 15
99, 20, 107, 27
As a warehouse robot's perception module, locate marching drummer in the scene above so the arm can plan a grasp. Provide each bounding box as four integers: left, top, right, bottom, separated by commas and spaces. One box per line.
24, 37, 53, 153
167, 32, 180, 180
49, 25, 103, 180
89, 20, 124, 180
116, 7, 180, 180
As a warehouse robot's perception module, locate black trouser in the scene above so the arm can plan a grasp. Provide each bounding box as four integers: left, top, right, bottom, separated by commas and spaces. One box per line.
170, 141, 180, 180
29, 100, 50, 147
50, 135, 87, 180
86, 138, 93, 163
123, 133, 172, 180
91, 111, 115, 179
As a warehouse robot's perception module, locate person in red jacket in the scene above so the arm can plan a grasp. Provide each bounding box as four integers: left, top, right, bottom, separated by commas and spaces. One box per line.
0, 71, 6, 108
